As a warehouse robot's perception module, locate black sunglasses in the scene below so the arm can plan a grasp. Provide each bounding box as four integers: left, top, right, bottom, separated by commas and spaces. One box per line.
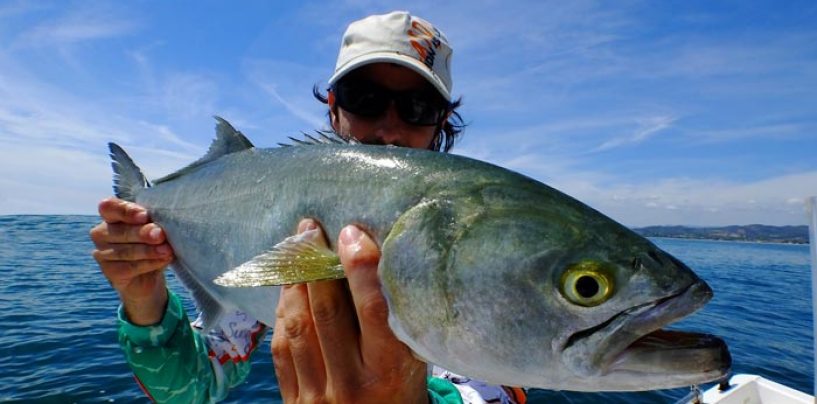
331, 79, 450, 126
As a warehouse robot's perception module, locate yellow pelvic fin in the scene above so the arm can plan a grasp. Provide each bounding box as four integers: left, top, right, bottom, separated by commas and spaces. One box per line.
213, 229, 344, 287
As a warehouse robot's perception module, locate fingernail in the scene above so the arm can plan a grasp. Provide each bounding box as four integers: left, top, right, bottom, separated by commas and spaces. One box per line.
339, 226, 363, 247
134, 210, 148, 223
156, 244, 170, 256
149, 227, 162, 240
302, 219, 317, 232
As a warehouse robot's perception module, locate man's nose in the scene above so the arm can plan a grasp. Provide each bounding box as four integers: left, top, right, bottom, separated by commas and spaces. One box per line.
372, 103, 409, 146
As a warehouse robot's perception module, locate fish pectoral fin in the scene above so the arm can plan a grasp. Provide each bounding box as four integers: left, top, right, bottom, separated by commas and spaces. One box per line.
213, 229, 344, 287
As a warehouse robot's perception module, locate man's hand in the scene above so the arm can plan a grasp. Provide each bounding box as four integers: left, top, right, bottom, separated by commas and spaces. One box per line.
272, 219, 428, 404
90, 197, 174, 325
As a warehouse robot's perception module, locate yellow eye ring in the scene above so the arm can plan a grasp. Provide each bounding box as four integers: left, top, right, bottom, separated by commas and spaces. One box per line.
561, 261, 614, 307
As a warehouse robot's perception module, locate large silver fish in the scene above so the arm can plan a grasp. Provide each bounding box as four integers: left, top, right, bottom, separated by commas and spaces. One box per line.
108, 117, 730, 392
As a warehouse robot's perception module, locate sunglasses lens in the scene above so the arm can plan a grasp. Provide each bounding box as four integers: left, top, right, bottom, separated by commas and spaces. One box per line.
333, 79, 448, 126
396, 91, 447, 126
334, 80, 388, 117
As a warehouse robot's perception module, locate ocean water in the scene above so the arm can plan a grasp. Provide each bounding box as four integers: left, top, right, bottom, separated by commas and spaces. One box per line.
0, 215, 813, 403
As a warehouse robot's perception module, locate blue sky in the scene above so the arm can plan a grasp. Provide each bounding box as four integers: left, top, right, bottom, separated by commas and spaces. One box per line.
1, 0, 815, 226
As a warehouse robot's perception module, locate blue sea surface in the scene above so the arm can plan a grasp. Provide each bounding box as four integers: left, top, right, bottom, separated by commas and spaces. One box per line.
0, 215, 813, 403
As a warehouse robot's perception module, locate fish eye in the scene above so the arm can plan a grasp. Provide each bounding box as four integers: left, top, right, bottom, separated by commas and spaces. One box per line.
560, 260, 615, 307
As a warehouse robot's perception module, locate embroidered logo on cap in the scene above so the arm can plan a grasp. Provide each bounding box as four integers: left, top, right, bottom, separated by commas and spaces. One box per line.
408, 19, 443, 69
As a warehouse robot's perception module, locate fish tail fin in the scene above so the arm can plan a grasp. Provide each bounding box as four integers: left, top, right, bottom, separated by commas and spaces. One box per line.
108, 143, 150, 202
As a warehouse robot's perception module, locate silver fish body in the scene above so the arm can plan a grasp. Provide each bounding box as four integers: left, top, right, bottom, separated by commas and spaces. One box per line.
109, 119, 730, 392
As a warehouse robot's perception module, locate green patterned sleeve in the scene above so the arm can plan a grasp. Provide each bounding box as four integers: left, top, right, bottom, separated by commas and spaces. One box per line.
117, 290, 266, 403
428, 377, 464, 404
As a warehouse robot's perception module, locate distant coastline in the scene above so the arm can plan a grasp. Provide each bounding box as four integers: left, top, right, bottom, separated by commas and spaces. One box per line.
632, 225, 809, 245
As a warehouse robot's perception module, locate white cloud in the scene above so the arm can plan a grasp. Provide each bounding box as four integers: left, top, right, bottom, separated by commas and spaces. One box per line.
0, 48, 206, 216
0, 1, 44, 19
243, 59, 328, 130
594, 116, 676, 152
10, 4, 137, 49
0, 136, 198, 216
257, 82, 325, 130
135, 122, 201, 154
688, 123, 805, 144
572, 172, 817, 227
118, 44, 231, 126
159, 73, 221, 119
0, 144, 111, 215
0, 54, 131, 148
457, 136, 817, 227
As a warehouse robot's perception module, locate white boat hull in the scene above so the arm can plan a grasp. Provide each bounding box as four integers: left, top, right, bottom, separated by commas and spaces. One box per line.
695, 374, 813, 404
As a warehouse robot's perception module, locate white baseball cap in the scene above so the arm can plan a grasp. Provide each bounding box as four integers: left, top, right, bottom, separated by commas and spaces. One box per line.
328, 11, 454, 101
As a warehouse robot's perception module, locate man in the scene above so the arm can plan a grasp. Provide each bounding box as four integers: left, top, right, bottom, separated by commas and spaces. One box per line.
91, 11, 523, 404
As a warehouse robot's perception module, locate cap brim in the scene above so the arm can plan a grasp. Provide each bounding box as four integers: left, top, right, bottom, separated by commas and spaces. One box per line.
328, 52, 451, 101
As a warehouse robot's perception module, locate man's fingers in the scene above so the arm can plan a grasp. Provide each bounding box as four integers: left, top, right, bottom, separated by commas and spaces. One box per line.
99, 258, 172, 284
98, 197, 149, 224
337, 225, 408, 367
297, 219, 363, 385
271, 293, 299, 402
308, 278, 361, 387
296, 219, 328, 244
91, 222, 167, 246
93, 243, 173, 262
280, 284, 327, 396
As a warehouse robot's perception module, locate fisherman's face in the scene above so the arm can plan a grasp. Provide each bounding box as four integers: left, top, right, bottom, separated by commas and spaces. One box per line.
330, 63, 445, 150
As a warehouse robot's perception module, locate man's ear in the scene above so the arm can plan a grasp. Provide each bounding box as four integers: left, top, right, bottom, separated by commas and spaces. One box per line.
328, 91, 340, 132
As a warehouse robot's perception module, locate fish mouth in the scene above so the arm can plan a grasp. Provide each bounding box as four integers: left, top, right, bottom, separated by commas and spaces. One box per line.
562, 281, 731, 390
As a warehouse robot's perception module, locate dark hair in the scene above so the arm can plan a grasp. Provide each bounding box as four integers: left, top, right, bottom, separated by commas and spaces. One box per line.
312, 85, 466, 153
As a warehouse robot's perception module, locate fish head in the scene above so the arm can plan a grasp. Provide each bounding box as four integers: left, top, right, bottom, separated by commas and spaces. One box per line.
436, 188, 731, 391
546, 230, 730, 391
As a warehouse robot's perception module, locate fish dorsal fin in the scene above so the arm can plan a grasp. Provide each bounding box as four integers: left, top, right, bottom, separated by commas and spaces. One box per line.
214, 229, 345, 287
153, 116, 254, 185
277, 131, 360, 147
209, 116, 255, 154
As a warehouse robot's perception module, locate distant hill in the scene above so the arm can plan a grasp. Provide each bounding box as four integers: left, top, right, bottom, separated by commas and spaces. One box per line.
632, 225, 810, 244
